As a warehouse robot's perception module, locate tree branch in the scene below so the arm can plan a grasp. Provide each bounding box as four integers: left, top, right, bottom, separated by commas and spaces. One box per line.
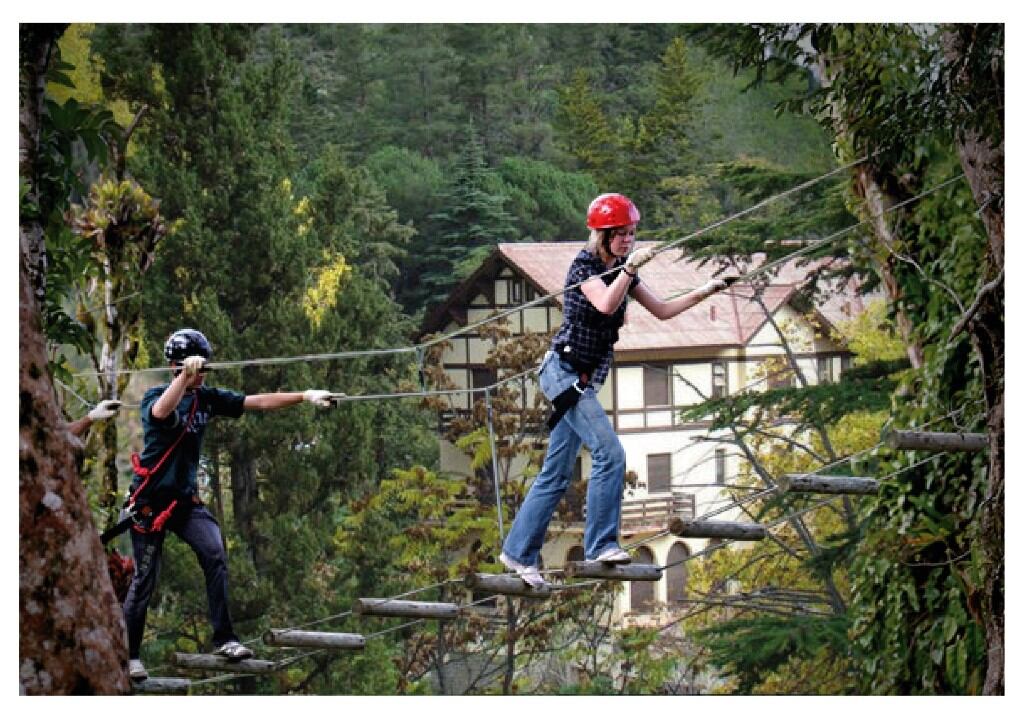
948, 267, 1003, 344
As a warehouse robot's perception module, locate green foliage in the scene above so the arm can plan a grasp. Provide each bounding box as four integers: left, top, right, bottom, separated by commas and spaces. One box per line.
680, 374, 895, 435
692, 22, 999, 694
495, 156, 598, 241
27, 40, 123, 357
415, 122, 518, 309
59, 22, 1000, 695
363, 145, 445, 232
91, 25, 436, 694
695, 615, 851, 693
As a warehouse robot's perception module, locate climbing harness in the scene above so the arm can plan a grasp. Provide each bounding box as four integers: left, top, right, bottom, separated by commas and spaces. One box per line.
101, 391, 200, 544
546, 343, 595, 431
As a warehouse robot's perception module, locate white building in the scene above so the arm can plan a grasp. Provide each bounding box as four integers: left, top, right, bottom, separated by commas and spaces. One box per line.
421, 241, 868, 625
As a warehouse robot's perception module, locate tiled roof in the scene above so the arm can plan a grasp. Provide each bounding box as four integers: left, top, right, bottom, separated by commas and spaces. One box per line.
497, 242, 868, 351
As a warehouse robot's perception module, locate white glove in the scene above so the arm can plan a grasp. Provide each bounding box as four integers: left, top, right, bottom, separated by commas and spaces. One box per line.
87, 399, 121, 422
303, 389, 335, 407
624, 246, 656, 273
699, 279, 728, 296
182, 355, 207, 377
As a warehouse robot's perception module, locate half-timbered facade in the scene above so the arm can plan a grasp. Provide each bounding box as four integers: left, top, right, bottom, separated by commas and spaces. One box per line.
422, 242, 868, 624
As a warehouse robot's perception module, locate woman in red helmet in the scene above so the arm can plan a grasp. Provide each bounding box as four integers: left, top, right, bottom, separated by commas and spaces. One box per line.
500, 193, 729, 588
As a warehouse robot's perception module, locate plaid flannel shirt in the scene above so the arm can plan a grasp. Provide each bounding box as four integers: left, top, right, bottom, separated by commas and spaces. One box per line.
551, 249, 640, 386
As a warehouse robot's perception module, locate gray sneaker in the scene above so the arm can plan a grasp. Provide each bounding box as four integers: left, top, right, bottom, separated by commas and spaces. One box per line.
128, 658, 148, 681
593, 546, 632, 564
499, 551, 548, 589
213, 640, 254, 661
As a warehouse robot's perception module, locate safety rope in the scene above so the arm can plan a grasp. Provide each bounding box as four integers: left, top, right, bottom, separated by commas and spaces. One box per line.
64, 170, 965, 417
72, 157, 869, 382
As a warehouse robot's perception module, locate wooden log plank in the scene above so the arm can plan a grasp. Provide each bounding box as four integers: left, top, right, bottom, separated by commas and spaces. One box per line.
353, 598, 459, 620
263, 629, 366, 650
564, 562, 662, 581
132, 677, 191, 694
464, 572, 553, 598
669, 518, 766, 540
173, 653, 279, 674
779, 474, 879, 495
883, 428, 987, 452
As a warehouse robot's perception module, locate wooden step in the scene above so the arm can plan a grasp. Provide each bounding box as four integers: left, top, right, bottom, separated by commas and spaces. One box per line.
353, 598, 459, 620
779, 474, 879, 495
464, 572, 553, 598
263, 629, 366, 650
563, 562, 662, 581
883, 428, 986, 452
173, 652, 278, 674
669, 518, 767, 541
132, 677, 191, 694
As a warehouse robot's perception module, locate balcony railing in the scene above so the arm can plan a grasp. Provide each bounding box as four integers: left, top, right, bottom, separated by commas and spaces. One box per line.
583, 492, 696, 534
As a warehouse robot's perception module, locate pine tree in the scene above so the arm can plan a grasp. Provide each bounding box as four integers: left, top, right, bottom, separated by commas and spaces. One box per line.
416, 122, 518, 310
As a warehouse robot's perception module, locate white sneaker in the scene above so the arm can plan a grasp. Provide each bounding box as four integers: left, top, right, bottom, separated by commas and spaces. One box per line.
499, 551, 548, 589
213, 640, 254, 661
593, 546, 632, 564
128, 658, 148, 681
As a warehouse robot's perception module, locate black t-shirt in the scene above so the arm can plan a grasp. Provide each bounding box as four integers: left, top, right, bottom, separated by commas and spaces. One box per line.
133, 384, 245, 504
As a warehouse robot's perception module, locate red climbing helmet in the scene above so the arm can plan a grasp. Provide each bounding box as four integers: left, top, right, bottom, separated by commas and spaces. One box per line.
586, 193, 640, 229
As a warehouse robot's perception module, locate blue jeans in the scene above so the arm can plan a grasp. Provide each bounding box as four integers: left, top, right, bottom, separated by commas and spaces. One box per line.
502, 352, 626, 565
123, 503, 237, 658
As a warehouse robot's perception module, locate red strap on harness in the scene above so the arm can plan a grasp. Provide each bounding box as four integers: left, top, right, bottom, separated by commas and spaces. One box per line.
129, 391, 199, 526
150, 500, 179, 532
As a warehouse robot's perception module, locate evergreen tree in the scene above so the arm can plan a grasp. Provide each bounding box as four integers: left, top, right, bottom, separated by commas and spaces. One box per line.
92, 26, 435, 692
496, 156, 598, 241
416, 122, 518, 311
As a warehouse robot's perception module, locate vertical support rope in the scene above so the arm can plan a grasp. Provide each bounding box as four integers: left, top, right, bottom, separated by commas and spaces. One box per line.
485, 387, 505, 542
415, 346, 426, 393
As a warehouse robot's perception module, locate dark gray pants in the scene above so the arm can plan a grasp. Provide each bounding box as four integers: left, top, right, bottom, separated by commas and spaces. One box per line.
123, 503, 237, 658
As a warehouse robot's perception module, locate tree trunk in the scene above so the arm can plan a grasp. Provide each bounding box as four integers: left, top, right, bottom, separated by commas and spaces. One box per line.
229, 449, 261, 565
99, 419, 120, 528
851, 165, 925, 369
20, 253, 130, 694
942, 24, 1004, 696
810, 51, 925, 369
18, 25, 61, 305
19, 22, 129, 696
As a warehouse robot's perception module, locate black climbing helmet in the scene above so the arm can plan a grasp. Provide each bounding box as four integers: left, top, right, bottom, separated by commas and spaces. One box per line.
163, 328, 213, 363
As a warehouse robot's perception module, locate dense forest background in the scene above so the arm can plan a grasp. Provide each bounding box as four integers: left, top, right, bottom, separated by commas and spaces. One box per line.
19, 23, 1002, 695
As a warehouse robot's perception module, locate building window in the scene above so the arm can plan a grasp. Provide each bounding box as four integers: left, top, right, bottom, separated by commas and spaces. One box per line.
840, 355, 852, 376
471, 367, 497, 390
817, 356, 832, 384
630, 547, 656, 612
510, 280, 522, 305
712, 361, 728, 398
766, 363, 795, 389
715, 448, 727, 485
666, 542, 690, 603
647, 453, 672, 494
644, 365, 670, 407
525, 283, 536, 301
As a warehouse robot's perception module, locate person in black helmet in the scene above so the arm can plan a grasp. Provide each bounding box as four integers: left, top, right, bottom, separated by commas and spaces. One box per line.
123, 328, 336, 681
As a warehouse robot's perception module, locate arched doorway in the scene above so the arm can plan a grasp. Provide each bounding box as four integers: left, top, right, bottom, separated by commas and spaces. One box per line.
630, 546, 656, 612
666, 542, 690, 603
